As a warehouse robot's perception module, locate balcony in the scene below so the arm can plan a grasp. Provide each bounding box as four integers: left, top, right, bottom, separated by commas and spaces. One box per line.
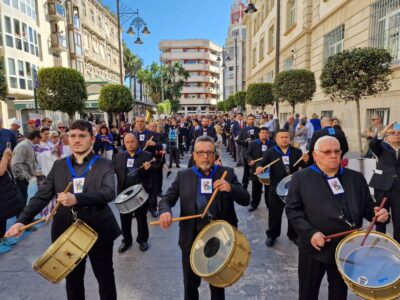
162, 51, 215, 61
187, 75, 211, 82
182, 86, 210, 94
51, 33, 67, 51
48, 0, 66, 21
180, 98, 217, 106
183, 64, 220, 74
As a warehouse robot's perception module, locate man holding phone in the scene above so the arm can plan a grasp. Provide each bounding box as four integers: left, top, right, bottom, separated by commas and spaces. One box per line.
0, 117, 17, 158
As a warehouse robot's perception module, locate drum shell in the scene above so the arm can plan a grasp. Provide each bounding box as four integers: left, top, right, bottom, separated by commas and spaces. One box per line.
115, 184, 148, 214
190, 220, 251, 288
257, 169, 270, 186
335, 231, 400, 300
33, 219, 98, 284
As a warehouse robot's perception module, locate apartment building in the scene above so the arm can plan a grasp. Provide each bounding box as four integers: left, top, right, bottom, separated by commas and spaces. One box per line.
159, 39, 222, 115
243, 0, 400, 151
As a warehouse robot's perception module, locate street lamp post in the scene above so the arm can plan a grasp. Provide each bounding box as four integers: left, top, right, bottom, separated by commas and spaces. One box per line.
217, 47, 231, 101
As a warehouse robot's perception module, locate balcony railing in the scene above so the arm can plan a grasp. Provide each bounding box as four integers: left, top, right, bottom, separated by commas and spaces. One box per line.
51, 33, 67, 51
48, 1, 66, 20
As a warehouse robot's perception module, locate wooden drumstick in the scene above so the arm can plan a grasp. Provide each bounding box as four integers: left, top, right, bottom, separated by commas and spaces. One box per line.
360, 197, 388, 246
149, 214, 202, 225
45, 182, 74, 224
254, 158, 280, 175
201, 171, 228, 219
252, 157, 263, 163
128, 158, 156, 175
324, 229, 360, 240
293, 154, 307, 168
143, 136, 154, 151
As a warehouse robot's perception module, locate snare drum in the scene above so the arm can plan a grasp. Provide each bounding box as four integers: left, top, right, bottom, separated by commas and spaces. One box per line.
190, 220, 251, 288
257, 169, 270, 185
33, 219, 98, 284
115, 184, 149, 214
336, 230, 400, 300
276, 175, 292, 203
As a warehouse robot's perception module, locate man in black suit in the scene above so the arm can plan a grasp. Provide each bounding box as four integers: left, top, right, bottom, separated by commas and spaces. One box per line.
114, 133, 153, 253
193, 116, 218, 143
369, 122, 400, 243
308, 117, 349, 164
256, 129, 309, 247
286, 135, 389, 300
158, 136, 250, 300
6, 120, 121, 300
245, 127, 275, 211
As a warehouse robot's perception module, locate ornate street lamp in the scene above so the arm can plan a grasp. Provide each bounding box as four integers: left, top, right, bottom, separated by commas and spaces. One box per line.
245, 1, 257, 14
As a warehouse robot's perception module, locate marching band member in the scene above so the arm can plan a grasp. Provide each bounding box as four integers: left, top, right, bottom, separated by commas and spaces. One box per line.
6, 120, 121, 300
193, 116, 218, 143
158, 136, 249, 300
245, 127, 275, 211
114, 133, 153, 253
286, 136, 389, 300
256, 129, 308, 247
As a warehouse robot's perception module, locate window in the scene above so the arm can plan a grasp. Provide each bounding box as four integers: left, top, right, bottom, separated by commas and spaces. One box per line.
90, 9, 94, 23
280, 112, 290, 125
81, 0, 86, 16
55, 2, 65, 17
14, 19, 22, 50
268, 25, 275, 51
284, 55, 295, 70
324, 25, 344, 61
286, 0, 296, 29
265, 71, 274, 83
97, 15, 102, 27
3, 0, 10, 5
12, 0, 18, 10
252, 47, 257, 67
75, 32, 82, 56
366, 108, 390, 125
321, 110, 333, 118
4, 16, 13, 47
259, 37, 265, 61
7, 58, 17, 88
22, 22, 28, 53
73, 7, 80, 29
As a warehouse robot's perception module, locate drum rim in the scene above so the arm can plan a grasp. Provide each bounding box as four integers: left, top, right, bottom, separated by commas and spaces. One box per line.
335, 230, 400, 290
189, 220, 236, 278
276, 174, 292, 197
115, 184, 143, 204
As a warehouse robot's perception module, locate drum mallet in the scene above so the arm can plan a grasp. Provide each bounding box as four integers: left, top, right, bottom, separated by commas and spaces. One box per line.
293, 152, 308, 168
254, 158, 280, 175
45, 181, 74, 224
149, 214, 203, 226
360, 197, 388, 246
143, 136, 154, 151
324, 229, 361, 240
201, 171, 228, 218
128, 158, 156, 176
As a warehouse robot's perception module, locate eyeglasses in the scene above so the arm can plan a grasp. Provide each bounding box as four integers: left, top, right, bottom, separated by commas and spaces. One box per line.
372, 118, 379, 121
195, 151, 215, 157
48, 121, 53, 123
316, 149, 342, 155
58, 126, 65, 129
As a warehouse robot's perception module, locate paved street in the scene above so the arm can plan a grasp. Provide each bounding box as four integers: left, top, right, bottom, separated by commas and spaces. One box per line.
0, 149, 374, 299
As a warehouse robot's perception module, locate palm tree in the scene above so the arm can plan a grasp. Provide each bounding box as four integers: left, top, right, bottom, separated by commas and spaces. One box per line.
123, 43, 143, 100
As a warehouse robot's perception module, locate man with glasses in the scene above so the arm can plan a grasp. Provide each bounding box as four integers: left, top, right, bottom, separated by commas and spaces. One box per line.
158, 136, 250, 300
57, 122, 67, 135
286, 136, 389, 300
369, 122, 400, 243
42, 117, 53, 129
361, 114, 384, 158
6, 120, 121, 300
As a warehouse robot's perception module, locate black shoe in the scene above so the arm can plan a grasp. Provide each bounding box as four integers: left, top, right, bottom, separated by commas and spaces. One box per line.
168, 165, 173, 168
118, 242, 132, 253
236, 163, 243, 167
166, 171, 172, 178
266, 237, 275, 247
248, 206, 257, 212
176, 165, 180, 168
150, 210, 158, 218
139, 241, 149, 251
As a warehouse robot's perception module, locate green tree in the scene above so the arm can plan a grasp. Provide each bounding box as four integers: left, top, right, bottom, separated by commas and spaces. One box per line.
274, 69, 316, 114
99, 84, 133, 122
0, 59, 8, 101
157, 100, 172, 115
123, 43, 143, 100
233, 91, 247, 111
37, 67, 87, 121
320, 47, 392, 155
246, 83, 274, 112
217, 100, 226, 112
224, 95, 236, 111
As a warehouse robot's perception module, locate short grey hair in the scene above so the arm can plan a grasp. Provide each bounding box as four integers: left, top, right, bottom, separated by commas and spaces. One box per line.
194, 136, 216, 151
314, 136, 340, 151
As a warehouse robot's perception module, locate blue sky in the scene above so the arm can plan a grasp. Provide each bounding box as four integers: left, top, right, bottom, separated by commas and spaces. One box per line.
103, 0, 233, 66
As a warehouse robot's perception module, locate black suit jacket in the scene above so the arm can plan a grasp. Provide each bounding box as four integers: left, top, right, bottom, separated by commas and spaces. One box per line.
286, 167, 375, 263
158, 166, 250, 252
134, 130, 163, 156
17, 153, 121, 246
194, 126, 218, 142
244, 139, 275, 179
113, 150, 153, 194
237, 126, 260, 147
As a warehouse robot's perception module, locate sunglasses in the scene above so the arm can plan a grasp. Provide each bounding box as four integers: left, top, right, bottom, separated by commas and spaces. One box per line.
58, 126, 65, 129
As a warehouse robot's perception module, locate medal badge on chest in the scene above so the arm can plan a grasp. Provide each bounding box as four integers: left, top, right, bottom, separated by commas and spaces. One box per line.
73, 178, 85, 194
282, 155, 290, 165
139, 134, 145, 142
127, 158, 134, 168
327, 177, 345, 195
262, 145, 267, 152
249, 129, 254, 136
201, 178, 213, 194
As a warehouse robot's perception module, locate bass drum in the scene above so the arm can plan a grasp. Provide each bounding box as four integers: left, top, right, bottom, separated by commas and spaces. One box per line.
335, 230, 400, 300
33, 219, 98, 284
257, 168, 270, 185
276, 174, 292, 204
190, 220, 251, 288
114, 184, 148, 214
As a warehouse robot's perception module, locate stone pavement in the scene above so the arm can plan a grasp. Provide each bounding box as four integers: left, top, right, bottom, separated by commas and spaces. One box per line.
0, 148, 383, 300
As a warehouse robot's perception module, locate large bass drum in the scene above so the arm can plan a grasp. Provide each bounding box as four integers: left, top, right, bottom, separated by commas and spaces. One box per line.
335, 230, 400, 300
190, 220, 251, 288
33, 219, 98, 284
114, 184, 148, 214
276, 174, 292, 204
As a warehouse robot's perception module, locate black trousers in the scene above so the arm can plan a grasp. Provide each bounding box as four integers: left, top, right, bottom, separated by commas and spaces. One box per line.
0, 219, 6, 237
16, 179, 29, 206
242, 163, 250, 190
120, 204, 149, 245
375, 178, 400, 243
169, 147, 180, 167
148, 170, 161, 212
230, 137, 236, 159
154, 164, 164, 195
182, 251, 225, 300
267, 186, 298, 240
251, 179, 269, 209
298, 252, 348, 300
66, 241, 116, 300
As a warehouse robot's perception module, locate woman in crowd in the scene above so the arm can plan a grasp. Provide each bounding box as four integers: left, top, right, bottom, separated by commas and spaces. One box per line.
310, 113, 322, 131
294, 119, 309, 152
95, 125, 114, 160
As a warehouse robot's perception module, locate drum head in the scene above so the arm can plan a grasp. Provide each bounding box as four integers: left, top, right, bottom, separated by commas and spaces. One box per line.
115, 184, 142, 204
336, 231, 400, 288
277, 175, 292, 197
258, 168, 270, 179
191, 220, 235, 276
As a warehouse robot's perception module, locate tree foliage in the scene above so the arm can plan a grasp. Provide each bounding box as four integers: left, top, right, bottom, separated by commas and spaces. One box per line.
233, 91, 247, 110
123, 43, 143, 100
37, 67, 87, 119
274, 69, 316, 113
217, 100, 226, 112
246, 83, 274, 111
0, 60, 8, 101
320, 48, 392, 102
157, 100, 172, 115
99, 84, 133, 113
224, 95, 236, 111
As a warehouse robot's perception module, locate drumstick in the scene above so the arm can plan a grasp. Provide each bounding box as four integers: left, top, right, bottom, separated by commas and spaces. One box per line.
143, 136, 154, 151
360, 197, 388, 246
201, 171, 228, 219
293, 154, 306, 168
45, 182, 73, 224
254, 158, 280, 175
128, 158, 156, 175
149, 214, 202, 225
252, 157, 263, 163
324, 229, 360, 240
